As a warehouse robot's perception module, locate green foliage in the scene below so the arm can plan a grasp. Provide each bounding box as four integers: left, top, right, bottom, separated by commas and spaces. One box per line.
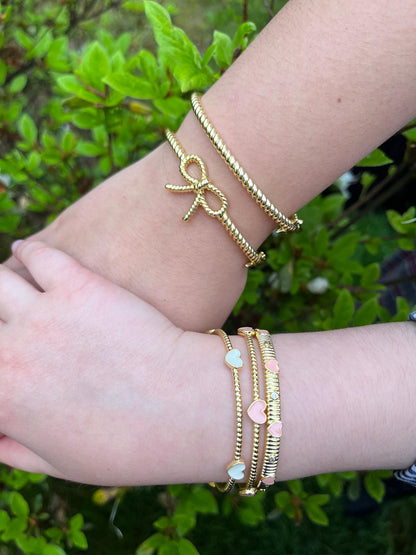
1, 0, 415, 553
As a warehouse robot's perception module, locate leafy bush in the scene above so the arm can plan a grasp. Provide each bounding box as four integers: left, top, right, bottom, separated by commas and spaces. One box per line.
1, 0, 416, 553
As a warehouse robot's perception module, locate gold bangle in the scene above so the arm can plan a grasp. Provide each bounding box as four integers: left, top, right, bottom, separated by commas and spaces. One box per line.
208, 328, 246, 493
190, 93, 302, 234
254, 329, 282, 491
237, 327, 265, 496
165, 129, 265, 268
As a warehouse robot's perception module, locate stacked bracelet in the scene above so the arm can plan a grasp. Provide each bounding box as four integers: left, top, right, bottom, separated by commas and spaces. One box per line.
190, 93, 302, 234
209, 326, 282, 495
255, 329, 282, 491
208, 329, 246, 493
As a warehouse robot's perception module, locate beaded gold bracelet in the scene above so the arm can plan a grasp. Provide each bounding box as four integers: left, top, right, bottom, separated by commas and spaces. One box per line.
237, 327, 265, 497
254, 329, 282, 490
207, 328, 246, 492
190, 93, 302, 234
165, 129, 265, 268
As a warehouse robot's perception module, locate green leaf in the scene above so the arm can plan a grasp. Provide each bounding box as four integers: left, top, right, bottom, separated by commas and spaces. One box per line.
333, 289, 354, 328
18, 113, 37, 145
213, 30, 233, 69
9, 74, 27, 94
57, 75, 104, 103
308, 494, 330, 506
398, 237, 415, 250
14, 29, 34, 50
69, 513, 84, 531
361, 263, 380, 287
274, 491, 291, 508
104, 72, 155, 98
42, 546, 66, 555
0, 510, 10, 532
402, 127, 416, 141
172, 514, 196, 536
154, 97, 189, 117
9, 492, 29, 518
79, 42, 111, 91
73, 108, 105, 129
1, 516, 27, 541
27, 29, 53, 59
0, 60, 7, 86
187, 487, 218, 514
137, 49, 160, 83
136, 532, 169, 554
69, 529, 88, 549
354, 297, 379, 326
288, 479, 303, 496
177, 538, 199, 555
144, 0, 211, 92
356, 148, 393, 167
364, 471, 385, 503
233, 21, 257, 50
304, 500, 329, 526
159, 540, 180, 555
76, 141, 104, 157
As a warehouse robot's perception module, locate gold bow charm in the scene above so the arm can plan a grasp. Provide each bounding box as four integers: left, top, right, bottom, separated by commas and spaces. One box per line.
164, 129, 266, 268
166, 154, 228, 222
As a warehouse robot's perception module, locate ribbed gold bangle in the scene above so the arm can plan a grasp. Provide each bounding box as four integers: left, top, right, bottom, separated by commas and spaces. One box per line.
190, 92, 302, 234
207, 329, 246, 493
254, 329, 282, 491
165, 129, 265, 268
237, 327, 264, 497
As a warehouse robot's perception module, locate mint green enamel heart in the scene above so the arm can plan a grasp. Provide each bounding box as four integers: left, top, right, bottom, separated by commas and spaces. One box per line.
224, 348, 243, 369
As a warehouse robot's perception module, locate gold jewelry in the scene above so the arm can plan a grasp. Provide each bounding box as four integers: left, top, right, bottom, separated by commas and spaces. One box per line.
237, 327, 265, 496
254, 329, 282, 490
165, 129, 266, 268
190, 93, 302, 233
208, 328, 246, 493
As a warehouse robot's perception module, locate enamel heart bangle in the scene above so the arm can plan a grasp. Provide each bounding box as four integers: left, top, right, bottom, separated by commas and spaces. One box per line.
237, 327, 264, 496
164, 129, 265, 268
190, 93, 302, 234
255, 329, 282, 491
207, 328, 246, 492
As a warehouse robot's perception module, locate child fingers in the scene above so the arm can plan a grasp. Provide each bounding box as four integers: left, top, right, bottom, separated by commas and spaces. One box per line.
0, 436, 64, 478
0, 265, 39, 322
12, 241, 89, 293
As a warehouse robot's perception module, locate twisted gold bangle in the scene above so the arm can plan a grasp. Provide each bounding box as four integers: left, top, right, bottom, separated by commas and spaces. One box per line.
165, 129, 266, 268
237, 327, 264, 496
208, 329, 246, 493
190, 93, 302, 234
254, 329, 282, 491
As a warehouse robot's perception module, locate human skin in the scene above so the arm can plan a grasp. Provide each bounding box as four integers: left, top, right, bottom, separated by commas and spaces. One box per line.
0, 241, 415, 485
6, 0, 416, 331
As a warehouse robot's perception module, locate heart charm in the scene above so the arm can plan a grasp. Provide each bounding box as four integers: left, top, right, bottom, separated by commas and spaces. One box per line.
261, 476, 275, 486
265, 359, 279, 373
224, 349, 243, 369
268, 420, 282, 437
247, 399, 267, 424
227, 460, 246, 480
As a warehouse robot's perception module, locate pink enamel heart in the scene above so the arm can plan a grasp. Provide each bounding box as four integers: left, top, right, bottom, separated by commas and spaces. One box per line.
247, 399, 267, 424
262, 476, 275, 486
265, 359, 279, 373
268, 421, 282, 437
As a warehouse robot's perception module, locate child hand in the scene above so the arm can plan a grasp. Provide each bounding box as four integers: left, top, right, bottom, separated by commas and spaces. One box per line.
0, 241, 192, 485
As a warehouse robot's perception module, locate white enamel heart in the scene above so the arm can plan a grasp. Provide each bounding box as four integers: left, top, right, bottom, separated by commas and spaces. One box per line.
227, 460, 246, 480
224, 348, 243, 369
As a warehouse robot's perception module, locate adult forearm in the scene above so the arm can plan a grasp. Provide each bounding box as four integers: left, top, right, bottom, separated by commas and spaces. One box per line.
150, 321, 416, 486
8, 0, 416, 330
